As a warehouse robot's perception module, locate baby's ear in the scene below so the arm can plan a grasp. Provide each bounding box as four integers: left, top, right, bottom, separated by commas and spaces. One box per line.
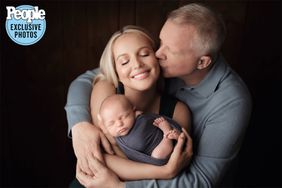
97, 114, 107, 133
132, 106, 136, 111
134, 108, 143, 117
97, 114, 104, 127
97, 113, 102, 122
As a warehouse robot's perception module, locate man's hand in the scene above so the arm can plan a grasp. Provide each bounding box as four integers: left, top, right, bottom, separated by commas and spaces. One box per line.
76, 158, 124, 188
164, 128, 193, 178
71, 122, 114, 175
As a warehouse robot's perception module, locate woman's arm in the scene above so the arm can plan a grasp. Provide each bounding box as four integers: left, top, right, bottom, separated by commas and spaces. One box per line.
104, 154, 166, 180
76, 129, 192, 187
103, 129, 191, 181
90, 80, 128, 158
173, 101, 192, 133
90, 80, 116, 126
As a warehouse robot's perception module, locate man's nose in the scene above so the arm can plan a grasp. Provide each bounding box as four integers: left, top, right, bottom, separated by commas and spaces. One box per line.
155, 47, 165, 60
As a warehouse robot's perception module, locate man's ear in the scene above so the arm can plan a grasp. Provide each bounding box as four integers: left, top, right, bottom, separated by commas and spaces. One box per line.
197, 55, 212, 70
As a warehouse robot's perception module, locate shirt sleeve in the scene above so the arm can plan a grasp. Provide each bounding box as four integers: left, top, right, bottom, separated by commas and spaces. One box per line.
64, 68, 100, 137
126, 93, 252, 188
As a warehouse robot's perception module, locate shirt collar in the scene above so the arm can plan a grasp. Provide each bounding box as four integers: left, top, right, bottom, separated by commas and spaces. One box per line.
185, 55, 228, 98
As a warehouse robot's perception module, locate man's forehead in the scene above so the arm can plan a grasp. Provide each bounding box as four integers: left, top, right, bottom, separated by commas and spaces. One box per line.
160, 20, 196, 48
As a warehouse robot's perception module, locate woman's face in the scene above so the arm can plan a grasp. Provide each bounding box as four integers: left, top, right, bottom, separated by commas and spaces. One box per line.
113, 33, 160, 92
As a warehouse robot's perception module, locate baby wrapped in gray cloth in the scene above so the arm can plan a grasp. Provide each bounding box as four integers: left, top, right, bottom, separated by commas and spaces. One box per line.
116, 113, 182, 165
99, 94, 182, 166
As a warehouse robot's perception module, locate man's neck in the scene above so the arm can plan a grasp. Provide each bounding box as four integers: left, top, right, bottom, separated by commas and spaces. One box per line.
181, 64, 214, 86
180, 69, 206, 86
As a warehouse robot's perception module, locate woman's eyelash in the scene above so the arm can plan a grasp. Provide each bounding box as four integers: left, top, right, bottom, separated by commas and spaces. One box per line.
121, 61, 129, 65
140, 53, 149, 57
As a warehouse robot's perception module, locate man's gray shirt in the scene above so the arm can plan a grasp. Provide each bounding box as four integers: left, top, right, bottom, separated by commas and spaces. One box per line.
65, 55, 252, 187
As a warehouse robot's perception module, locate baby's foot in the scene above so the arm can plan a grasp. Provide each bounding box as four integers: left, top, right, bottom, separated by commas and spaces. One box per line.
165, 129, 180, 140
153, 117, 171, 133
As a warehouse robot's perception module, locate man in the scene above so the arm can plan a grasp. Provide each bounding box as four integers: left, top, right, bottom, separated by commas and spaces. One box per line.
65, 3, 252, 187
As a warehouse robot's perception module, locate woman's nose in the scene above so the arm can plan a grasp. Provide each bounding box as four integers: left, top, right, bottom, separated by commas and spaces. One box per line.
133, 58, 144, 69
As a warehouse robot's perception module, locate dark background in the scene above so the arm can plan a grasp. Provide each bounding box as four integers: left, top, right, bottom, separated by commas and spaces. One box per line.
1, 0, 281, 187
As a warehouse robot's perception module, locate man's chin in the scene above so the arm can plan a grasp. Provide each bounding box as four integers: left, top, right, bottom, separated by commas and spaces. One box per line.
162, 71, 174, 78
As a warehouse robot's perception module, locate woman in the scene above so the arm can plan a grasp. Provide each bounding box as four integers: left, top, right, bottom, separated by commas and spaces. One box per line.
75, 25, 192, 186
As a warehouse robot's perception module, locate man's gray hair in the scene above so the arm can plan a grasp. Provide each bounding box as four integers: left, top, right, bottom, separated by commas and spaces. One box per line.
168, 3, 226, 59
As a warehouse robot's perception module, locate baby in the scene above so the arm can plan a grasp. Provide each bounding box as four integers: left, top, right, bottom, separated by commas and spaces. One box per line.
97, 94, 181, 165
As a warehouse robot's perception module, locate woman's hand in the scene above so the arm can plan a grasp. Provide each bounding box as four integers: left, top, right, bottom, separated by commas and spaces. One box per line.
163, 128, 193, 178
76, 158, 124, 188
72, 122, 114, 176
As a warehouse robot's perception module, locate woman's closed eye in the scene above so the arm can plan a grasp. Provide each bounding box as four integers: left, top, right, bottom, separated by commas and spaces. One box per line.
121, 60, 129, 65
117, 55, 130, 66
139, 49, 151, 57
140, 52, 149, 57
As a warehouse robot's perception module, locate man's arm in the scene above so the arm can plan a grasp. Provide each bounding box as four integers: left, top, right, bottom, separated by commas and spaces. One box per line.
125, 96, 252, 188
64, 68, 114, 175
65, 68, 99, 136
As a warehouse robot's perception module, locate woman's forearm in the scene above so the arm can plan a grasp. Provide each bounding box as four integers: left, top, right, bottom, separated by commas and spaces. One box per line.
104, 154, 170, 180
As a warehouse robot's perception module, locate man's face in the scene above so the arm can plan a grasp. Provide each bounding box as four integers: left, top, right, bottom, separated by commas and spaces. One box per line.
156, 20, 202, 79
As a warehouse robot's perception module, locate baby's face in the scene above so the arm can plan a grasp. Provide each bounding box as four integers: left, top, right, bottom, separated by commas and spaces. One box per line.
101, 104, 135, 137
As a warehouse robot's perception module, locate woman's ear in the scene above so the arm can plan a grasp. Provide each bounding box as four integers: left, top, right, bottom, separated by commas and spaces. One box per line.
197, 55, 212, 70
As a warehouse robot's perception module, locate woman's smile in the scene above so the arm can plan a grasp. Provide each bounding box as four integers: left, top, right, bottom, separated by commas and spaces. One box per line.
131, 70, 150, 80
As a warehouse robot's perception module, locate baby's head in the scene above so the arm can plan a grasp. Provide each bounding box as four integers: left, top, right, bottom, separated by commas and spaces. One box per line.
98, 94, 136, 137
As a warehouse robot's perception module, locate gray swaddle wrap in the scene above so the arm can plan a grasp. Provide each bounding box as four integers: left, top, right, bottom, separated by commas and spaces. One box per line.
116, 113, 182, 166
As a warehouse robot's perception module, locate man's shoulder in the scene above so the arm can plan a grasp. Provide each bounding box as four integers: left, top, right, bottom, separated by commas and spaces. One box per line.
209, 69, 252, 113
217, 68, 251, 99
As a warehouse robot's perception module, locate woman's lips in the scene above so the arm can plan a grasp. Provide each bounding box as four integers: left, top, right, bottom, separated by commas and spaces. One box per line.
132, 71, 150, 80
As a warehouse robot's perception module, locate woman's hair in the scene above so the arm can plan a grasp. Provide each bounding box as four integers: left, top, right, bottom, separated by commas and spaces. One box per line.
94, 25, 155, 87
168, 3, 226, 60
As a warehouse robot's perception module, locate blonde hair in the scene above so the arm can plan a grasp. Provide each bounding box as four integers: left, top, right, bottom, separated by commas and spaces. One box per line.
168, 3, 226, 59
94, 25, 155, 87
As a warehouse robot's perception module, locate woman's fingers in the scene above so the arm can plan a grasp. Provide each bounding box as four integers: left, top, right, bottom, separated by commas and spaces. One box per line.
174, 132, 186, 153
182, 128, 193, 158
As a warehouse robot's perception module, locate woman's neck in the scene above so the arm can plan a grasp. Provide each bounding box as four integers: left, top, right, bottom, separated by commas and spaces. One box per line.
125, 86, 160, 114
